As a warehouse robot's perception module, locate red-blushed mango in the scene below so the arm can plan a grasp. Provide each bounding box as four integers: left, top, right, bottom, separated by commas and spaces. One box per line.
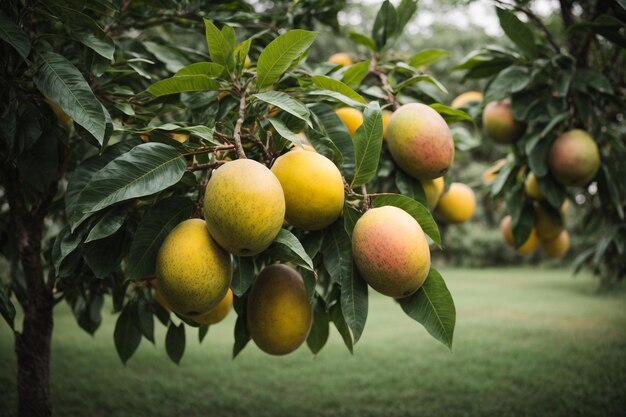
451, 91, 483, 109
156, 219, 232, 317
500, 215, 539, 254
271, 149, 344, 230
542, 230, 570, 258
352, 206, 430, 298
482, 159, 507, 185
422, 177, 445, 210
327, 53, 352, 67
524, 172, 544, 200
247, 264, 312, 355
534, 202, 564, 241
192, 288, 233, 325
203, 159, 285, 256
482, 99, 525, 144
434, 182, 476, 223
549, 129, 600, 186
335, 107, 363, 136
386, 103, 454, 180
382, 110, 393, 140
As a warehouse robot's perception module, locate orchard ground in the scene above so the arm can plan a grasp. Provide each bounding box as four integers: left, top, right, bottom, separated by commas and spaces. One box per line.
1, 268, 625, 417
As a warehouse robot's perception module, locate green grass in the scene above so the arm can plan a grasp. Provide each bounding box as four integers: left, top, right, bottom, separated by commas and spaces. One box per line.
1, 268, 625, 417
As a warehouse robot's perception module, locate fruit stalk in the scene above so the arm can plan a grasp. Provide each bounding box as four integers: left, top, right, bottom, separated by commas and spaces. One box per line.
370, 57, 399, 111
233, 83, 249, 159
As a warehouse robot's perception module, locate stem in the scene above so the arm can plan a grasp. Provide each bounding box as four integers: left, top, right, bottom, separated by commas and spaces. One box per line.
182, 144, 234, 157
370, 56, 400, 110
361, 185, 372, 210
232, 86, 248, 159
187, 161, 225, 172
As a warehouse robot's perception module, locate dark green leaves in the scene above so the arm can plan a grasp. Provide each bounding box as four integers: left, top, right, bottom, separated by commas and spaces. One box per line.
373, 194, 441, 246
147, 75, 220, 96
311, 75, 367, 105
0, 282, 15, 329
256, 30, 317, 89
399, 268, 456, 349
349, 32, 376, 52
496, 7, 538, 59
126, 197, 194, 280
266, 229, 314, 271
409, 49, 450, 68
34, 52, 107, 145
484, 65, 531, 103
204, 19, 234, 69
372, 0, 398, 50
232, 257, 256, 297
114, 303, 142, 364
341, 61, 370, 88
71, 143, 187, 230
166, 322, 186, 365
253, 92, 312, 127
351, 102, 383, 187
0, 11, 31, 61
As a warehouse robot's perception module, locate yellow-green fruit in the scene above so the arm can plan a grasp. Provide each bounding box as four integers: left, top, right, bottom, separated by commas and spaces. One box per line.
482, 99, 525, 144
352, 206, 431, 298
482, 159, 507, 185
247, 264, 312, 355
203, 159, 285, 256
524, 172, 544, 200
192, 288, 233, 325
386, 103, 454, 180
271, 149, 344, 230
244, 55, 251, 68
500, 215, 539, 254
335, 107, 363, 136
327, 53, 353, 67
166, 132, 189, 143
549, 129, 600, 186
451, 91, 483, 109
435, 183, 476, 223
155, 219, 232, 317
422, 177, 445, 210
542, 230, 570, 259
382, 110, 393, 140
45, 98, 72, 124
534, 202, 564, 241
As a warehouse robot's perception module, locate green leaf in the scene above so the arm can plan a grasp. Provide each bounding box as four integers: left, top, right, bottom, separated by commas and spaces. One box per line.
0, 282, 15, 329
429, 103, 474, 123
306, 130, 344, 167
232, 257, 256, 297
348, 32, 376, 52
351, 102, 383, 187
409, 49, 450, 68
0, 11, 31, 61
395, 0, 418, 35
34, 51, 107, 145
267, 118, 303, 147
71, 143, 186, 230
203, 19, 233, 69
114, 303, 142, 364
322, 220, 353, 285
175, 62, 225, 77
399, 267, 456, 349
330, 302, 353, 353
265, 229, 314, 271
78, 31, 114, 60
126, 196, 194, 280
576, 69, 614, 94
253, 92, 312, 127
82, 231, 128, 278
311, 75, 367, 104
165, 322, 186, 365
484, 65, 531, 103
136, 296, 155, 343
341, 61, 371, 88
395, 170, 427, 207
496, 7, 537, 59
372, 0, 398, 50
233, 312, 251, 359
307, 297, 330, 355
198, 325, 209, 343
372, 194, 441, 246
394, 74, 448, 94
341, 262, 368, 344
256, 29, 317, 89
147, 75, 220, 97
343, 204, 362, 238
309, 103, 354, 173
85, 204, 128, 243
221, 24, 236, 49
234, 38, 252, 73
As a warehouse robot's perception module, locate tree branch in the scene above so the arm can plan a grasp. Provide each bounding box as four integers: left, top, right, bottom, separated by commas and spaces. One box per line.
370, 57, 399, 110
232, 87, 248, 159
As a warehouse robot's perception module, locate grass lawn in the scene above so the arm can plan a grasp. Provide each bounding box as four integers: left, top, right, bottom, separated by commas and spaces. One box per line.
1, 267, 625, 417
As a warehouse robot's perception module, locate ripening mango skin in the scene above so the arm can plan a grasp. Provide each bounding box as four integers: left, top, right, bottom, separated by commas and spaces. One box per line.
335, 107, 363, 136
549, 129, 600, 186
352, 206, 431, 298
422, 177, 445, 210
525, 172, 544, 200
451, 91, 483, 109
247, 264, 312, 355
192, 288, 233, 325
534, 202, 564, 241
482, 159, 507, 184
327, 53, 353, 67
203, 159, 285, 257
542, 230, 570, 258
500, 215, 539, 254
271, 149, 344, 230
156, 219, 232, 317
435, 183, 476, 224
482, 99, 525, 144
386, 103, 454, 180
382, 110, 393, 140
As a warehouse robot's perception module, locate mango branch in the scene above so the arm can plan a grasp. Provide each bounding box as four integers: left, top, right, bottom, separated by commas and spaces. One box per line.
370, 57, 399, 111
187, 161, 225, 172
233, 84, 248, 159
182, 144, 235, 157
